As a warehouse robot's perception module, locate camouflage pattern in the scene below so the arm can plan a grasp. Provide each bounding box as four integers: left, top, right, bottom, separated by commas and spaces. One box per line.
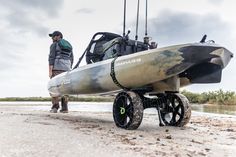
48, 43, 233, 97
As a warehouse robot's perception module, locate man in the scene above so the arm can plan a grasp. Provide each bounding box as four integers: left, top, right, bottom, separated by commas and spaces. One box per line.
48, 31, 74, 113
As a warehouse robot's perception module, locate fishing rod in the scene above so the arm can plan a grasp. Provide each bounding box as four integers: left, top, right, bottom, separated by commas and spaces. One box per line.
145, 0, 148, 37
135, 0, 140, 41
123, 0, 127, 37
143, 0, 149, 45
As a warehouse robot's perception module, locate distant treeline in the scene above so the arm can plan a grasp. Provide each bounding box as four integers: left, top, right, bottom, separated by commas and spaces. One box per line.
0, 90, 235, 105
181, 89, 236, 105
0, 95, 114, 102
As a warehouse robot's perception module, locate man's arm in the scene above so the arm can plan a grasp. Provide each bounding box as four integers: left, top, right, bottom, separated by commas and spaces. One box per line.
49, 65, 53, 78
48, 43, 57, 78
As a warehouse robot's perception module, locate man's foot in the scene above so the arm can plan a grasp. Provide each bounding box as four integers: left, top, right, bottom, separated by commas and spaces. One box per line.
60, 96, 68, 113
59, 109, 68, 113
50, 104, 59, 113
50, 108, 58, 113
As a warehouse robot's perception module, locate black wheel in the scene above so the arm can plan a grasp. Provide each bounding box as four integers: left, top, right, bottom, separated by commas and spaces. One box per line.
113, 91, 143, 130
160, 93, 191, 126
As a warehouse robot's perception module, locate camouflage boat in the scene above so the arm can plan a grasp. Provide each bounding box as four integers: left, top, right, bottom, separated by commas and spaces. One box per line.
48, 39, 232, 96
48, 32, 233, 130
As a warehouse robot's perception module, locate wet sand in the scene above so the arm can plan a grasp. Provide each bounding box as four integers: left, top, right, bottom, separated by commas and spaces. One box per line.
0, 104, 235, 157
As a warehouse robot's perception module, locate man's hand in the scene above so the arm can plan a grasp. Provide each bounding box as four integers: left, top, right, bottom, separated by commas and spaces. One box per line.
49, 65, 53, 78
49, 71, 52, 78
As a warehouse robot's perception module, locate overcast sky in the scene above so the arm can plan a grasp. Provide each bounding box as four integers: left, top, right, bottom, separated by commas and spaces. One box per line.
0, 0, 235, 97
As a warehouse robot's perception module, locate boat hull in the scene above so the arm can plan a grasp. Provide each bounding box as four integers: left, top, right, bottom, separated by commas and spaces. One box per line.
48, 43, 233, 96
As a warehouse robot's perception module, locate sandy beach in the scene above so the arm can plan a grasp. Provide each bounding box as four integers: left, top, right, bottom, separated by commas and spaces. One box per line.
0, 103, 235, 157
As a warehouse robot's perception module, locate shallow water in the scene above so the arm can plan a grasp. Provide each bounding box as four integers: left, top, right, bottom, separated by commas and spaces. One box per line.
191, 104, 236, 116
0, 101, 236, 116
0, 102, 113, 112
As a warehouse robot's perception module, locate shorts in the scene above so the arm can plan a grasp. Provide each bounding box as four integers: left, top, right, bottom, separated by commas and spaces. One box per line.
51, 70, 65, 78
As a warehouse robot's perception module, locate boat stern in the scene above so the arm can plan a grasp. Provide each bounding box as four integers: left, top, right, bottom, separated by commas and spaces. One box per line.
179, 43, 233, 84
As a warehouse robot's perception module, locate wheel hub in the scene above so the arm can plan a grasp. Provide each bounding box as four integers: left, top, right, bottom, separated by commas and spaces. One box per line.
120, 107, 126, 115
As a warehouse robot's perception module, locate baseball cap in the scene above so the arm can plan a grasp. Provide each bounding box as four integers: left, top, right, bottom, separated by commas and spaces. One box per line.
49, 31, 63, 38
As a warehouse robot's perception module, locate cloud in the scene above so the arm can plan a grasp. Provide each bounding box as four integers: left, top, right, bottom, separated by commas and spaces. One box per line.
145, 10, 233, 46
76, 8, 94, 14
0, 0, 64, 76
0, 0, 64, 37
0, 29, 25, 73
19, 0, 63, 17
0, 0, 64, 17
208, 0, 224, 5
6, 9, 49, 37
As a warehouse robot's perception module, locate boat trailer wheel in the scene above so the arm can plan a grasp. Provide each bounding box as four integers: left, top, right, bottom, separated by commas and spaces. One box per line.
160, 93, 191, 127
113, 91, 143, 130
